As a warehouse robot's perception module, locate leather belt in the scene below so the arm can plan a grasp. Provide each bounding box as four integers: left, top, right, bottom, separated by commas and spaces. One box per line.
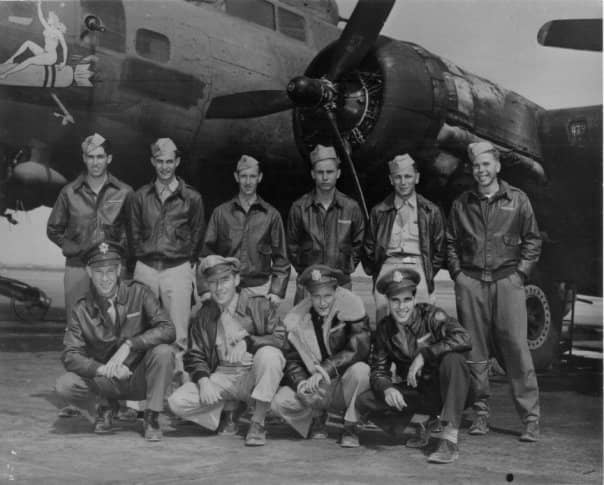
140, 257, 189, 271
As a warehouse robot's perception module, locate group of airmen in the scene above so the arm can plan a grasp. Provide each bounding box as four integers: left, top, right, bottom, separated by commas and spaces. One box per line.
49, 132, 542, 465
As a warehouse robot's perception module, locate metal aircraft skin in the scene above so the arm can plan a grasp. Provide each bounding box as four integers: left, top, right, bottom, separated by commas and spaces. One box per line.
0, 0, 601, 369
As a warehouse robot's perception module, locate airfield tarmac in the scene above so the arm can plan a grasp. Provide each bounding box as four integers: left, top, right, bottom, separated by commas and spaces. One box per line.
0, 268, 602, 484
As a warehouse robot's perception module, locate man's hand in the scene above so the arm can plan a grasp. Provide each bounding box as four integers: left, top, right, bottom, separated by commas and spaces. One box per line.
104, 341, 131, 377
407, 353, 425, 388
384, 387, 407, 411
305, 371, 325, 394
112, 364, 132, 380
199, 292, 212, 304
227, 339, 248, 363
267, 294, 282, 307
226, 329, 248, 347
198, 377, 221, 406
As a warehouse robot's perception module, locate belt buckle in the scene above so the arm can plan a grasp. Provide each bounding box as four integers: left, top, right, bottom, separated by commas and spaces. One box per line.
402, 256, 415, 264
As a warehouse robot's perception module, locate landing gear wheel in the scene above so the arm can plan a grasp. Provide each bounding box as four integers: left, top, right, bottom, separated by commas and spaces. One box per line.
11, 296, 50, 323
525, 282, 563, 371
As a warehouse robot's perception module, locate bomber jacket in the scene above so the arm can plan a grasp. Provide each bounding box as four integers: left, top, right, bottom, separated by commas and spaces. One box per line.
446, 180, 542, 282
286, 190, 365, 282
47, 173, 133, 266
129, 178, 205, 264
62, 280, 176, 378
361, 193, 445, 293
184, 292, 286, 383
200, 196, 291, 297
370, 304, 471, 396
282, 287, 371, 390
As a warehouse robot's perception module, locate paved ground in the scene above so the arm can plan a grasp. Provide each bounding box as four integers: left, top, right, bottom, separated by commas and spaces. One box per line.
0, 269, 602, 484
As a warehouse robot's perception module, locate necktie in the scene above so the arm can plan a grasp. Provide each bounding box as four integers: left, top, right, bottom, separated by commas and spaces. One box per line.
107, 299, 117, 325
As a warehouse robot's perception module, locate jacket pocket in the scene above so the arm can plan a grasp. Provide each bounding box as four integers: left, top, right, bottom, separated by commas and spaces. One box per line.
459, 236, 476, 262
258, 243, 272, 269
338, 243, 352, 272
501, 234, 521, 260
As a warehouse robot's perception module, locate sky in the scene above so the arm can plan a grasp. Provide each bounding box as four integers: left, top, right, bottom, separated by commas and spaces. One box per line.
1, 0, 602, 268
338, 0, 602, 109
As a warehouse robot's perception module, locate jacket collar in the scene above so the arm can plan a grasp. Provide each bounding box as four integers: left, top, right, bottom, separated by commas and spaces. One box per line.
469, 179, 512, 202
377, 192, 432, 213
303, 189, 344, 210
85, 279, 127, 323
146, 177, 185, 199
73, 172, 119, 192
230, 195, 269, 213
382, 308, 423, 339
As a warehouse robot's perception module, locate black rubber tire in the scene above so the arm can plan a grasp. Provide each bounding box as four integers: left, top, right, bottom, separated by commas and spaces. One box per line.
525, 280, 563, 371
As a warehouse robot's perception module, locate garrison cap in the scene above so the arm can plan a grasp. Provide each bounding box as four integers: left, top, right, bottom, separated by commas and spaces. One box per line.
81, 133, 107, 155
151, 138, 178, 160
388, 154, 416, 175
376, 267, 421, 297
83, 241, 123, 268
200, 255, 241, 281
298, 264, 347, 291
468, 141, 499, 162
236, 154, 260, 172
309, 144, 339, 166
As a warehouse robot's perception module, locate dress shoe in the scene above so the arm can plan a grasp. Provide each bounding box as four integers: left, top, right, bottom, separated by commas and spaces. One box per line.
245, 420, 266, 446
94, 406, 114, 434
468, 415, 489, 435
406, 417, 441, 448
143, 410, 162, 442
217, 410, 239, 436
339, 423, 360, 448
308, 414, 328, 439
519, 421, 539, 442
427, 438, 459, 464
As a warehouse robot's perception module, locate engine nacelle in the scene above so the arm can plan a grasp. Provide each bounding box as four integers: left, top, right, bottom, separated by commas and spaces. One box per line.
294, 38, 546, 184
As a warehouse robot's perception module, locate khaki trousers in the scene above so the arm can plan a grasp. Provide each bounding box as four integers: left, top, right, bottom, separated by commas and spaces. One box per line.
64, 265, 89, 323
271, 362, 370, 438
168, 346, 285, 431
455, 272, 540, 423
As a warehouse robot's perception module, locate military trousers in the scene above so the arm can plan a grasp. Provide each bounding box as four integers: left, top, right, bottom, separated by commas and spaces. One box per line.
168, 346, 285, 431
64, 264, 89, 323
271, 362, 370, 438
55, 344, 175, 414
357, 353, 470, 429
455, 272, 540, 423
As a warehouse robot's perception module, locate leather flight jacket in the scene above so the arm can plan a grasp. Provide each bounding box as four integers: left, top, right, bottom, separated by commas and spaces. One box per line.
362, 192, 445, 293
200, 196, 291, 297
61, 280, 176, 378
282, 287, 371, 390
46, 173, 133, 266
183, 292, 286, 383
129, 178, 206, 264
446, 180, 542, 282
286, 190, 365, 282
370, 304, 471, 396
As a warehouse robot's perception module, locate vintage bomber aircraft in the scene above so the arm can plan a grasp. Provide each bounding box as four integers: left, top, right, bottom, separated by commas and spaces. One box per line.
0, 0, 601, 370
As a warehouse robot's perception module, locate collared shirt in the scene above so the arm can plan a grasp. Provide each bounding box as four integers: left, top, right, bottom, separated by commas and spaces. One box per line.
155, 178, 179, 203
238, 194, 257, 213
201, 195, 290, 297
387, 193, 420, 256
286, 189, 365, 279
47, 172, 133, 264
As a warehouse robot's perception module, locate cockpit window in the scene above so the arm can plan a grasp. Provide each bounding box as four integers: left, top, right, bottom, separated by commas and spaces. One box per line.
225, 0, 275, 31
277, 7, 306, 42
136, 29, 170, 63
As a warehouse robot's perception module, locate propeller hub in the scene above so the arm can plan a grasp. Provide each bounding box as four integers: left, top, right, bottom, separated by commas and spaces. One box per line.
286, 76, 335, 108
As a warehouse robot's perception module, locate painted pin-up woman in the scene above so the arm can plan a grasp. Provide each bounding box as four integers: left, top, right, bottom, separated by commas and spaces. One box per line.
0, 0, 68, 79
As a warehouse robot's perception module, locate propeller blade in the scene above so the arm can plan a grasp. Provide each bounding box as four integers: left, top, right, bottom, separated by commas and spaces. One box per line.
325, 0, 395, 81
205, 91, 293, 119
537, 19, 602, 52
324, 110, 369, 222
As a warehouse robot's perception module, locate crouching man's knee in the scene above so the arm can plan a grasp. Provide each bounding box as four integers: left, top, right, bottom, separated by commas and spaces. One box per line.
148, 344, 175, 364
55, 372, 90, 402
253, 345, 286, 371
344, 362, 370, 387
